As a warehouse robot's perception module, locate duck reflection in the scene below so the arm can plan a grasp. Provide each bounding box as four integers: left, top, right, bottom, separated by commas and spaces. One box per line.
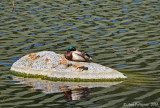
59, 85, 89, 101
13, 76, 122, 101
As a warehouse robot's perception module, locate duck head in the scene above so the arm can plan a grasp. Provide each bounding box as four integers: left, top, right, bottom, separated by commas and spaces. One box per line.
67, 46, 76, 51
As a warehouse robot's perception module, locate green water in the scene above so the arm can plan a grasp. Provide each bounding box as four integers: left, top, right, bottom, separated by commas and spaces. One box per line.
0, 0, 160, 107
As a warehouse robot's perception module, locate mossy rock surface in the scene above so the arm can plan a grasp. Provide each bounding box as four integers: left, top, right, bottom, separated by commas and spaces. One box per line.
10, 51, 127, 81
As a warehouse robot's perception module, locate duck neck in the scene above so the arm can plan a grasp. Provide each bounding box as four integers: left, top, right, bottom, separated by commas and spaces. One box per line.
65, 50, 73, 60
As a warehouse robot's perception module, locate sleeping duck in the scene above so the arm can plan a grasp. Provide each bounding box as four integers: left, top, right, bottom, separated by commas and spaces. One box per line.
64, 46, 92, 62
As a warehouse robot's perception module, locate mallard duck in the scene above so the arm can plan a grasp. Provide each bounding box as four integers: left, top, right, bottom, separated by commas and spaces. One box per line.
64, 46, 92, 62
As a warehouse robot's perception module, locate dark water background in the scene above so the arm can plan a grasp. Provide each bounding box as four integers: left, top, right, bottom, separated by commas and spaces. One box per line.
0, 0, 160, 107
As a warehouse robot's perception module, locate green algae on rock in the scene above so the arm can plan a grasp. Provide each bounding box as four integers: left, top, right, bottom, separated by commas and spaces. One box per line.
10, 71, 126, 82
10, 51, 127, 81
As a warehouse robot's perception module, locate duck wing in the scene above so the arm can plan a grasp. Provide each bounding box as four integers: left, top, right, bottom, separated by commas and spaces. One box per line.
75, 51, 92, 60
78, 51, 91, 58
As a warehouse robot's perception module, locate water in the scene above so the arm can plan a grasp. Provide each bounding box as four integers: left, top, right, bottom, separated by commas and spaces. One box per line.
0, 0, 160, 107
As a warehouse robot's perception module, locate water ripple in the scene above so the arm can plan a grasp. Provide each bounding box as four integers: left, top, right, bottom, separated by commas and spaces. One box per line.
0, 0, 160, 107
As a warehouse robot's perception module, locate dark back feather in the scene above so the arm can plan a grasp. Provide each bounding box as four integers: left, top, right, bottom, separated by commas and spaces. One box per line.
85, 53, 91, 58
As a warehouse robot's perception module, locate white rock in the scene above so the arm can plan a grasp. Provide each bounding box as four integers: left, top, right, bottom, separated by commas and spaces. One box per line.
10, 51, 127, 80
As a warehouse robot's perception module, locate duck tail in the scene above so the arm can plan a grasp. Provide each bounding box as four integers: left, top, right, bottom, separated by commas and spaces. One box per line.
86, 53, 92, 60
89, 57, 92, 61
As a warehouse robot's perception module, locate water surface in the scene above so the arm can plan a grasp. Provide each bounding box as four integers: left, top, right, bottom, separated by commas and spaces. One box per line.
0, 0, 160, 107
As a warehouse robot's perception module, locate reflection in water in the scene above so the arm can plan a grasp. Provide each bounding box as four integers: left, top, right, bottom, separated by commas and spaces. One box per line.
59, 85, 89, 101
13, 76, 122, 101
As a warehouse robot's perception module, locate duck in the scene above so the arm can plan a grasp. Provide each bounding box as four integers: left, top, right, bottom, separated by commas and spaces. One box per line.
64, 46, 92, 62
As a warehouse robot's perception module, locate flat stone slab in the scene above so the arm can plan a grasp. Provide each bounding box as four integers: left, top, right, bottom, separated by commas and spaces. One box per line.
10, 51, 127, 80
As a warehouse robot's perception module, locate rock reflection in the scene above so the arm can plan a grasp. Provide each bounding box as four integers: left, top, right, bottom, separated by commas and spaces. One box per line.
13, 76, 122, 101
59, 85, 89, 101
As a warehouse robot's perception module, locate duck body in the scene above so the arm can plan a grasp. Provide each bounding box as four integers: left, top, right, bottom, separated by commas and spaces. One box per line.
65, 46, 92, 62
